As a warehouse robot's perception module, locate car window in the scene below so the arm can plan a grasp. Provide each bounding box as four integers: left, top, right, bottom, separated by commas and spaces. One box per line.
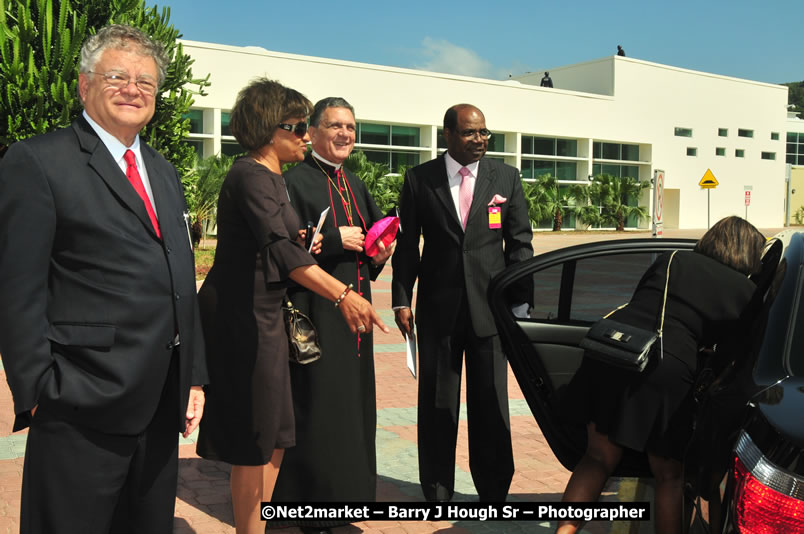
527, 252, 660, 323
530, 264, 561, 320
570, 253, 657, 322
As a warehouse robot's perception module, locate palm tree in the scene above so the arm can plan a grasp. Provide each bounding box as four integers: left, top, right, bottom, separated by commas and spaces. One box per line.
344, 150, 401, 215
183, 154, 232, 246
576, 174, 650, 231
533, 175, 583, 231
520, 180, 551, 228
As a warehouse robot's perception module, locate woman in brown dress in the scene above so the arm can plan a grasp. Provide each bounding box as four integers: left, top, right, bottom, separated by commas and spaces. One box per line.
196, 78, 387, 534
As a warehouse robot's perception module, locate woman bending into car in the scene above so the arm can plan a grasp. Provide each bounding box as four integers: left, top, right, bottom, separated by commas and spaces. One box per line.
558, 216, 765, 534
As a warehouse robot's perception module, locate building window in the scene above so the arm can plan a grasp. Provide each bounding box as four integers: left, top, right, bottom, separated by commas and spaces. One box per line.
787, 132, 804, 164
761, 152, 776, 160
183, 109, 204, 134
221, 140, 244, 157
674, 127, 693, 137
184, 139, 204, 158
487, 133, 506, 152
522, 136, 577, 157
221, 112, 233, 137
362, 150, 420, 173
359, 123, 390, 145
592, 142, 639, 161
391, 125, 420, 147
738, 129, 754, 138
718, 128, 728, 137
591, 164, 639, 180
735, 149, 745, 158
771, 132, 780, 141
686, 147, 697, 157
521, 160, 578, 180
716, 147, 726, 156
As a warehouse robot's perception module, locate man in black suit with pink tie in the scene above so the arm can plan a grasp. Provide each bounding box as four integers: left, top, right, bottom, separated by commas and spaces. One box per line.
392, 104, 533, 502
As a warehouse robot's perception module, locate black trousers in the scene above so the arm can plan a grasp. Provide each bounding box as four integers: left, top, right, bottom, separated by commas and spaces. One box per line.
20, 356, 180, 534
416, 301, 514, 502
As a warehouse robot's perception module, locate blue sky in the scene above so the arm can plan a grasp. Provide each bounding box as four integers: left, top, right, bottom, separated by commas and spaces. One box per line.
158, 0, 802, 85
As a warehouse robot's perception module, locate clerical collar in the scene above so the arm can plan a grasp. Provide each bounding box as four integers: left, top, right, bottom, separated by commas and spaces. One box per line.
312, 150, 342, 171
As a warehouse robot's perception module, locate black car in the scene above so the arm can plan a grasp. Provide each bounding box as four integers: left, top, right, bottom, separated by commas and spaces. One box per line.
488, 233, 804, 533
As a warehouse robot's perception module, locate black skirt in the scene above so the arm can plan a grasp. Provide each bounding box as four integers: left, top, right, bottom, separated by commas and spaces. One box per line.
562, 350, 696, 460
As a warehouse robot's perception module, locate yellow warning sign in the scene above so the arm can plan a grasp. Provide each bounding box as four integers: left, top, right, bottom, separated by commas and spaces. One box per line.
699, 169, 719, 189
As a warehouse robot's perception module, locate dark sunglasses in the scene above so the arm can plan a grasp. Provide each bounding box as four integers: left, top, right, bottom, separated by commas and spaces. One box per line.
277, 121, 308, 137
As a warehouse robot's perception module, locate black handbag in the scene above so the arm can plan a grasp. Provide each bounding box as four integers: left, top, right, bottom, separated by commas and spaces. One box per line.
579, 250, 677, 372
282, 296, 322, 365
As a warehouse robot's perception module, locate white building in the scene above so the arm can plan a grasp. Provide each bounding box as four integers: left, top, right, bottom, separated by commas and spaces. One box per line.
181, 39, 791, 229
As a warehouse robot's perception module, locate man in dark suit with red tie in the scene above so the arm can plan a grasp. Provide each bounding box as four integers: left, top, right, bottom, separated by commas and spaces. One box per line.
0, 25, 207, 533
392, 104, 533, 502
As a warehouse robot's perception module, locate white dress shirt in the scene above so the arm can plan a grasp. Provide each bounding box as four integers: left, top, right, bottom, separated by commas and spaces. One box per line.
82, 111, 158, 217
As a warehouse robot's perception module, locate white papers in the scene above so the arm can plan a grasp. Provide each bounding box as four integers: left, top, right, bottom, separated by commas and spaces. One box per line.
308, 207, 330, 252
405, 332, 417, 378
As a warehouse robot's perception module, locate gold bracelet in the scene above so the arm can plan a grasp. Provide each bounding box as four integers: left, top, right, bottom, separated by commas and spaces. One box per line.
334, 283, 353, 307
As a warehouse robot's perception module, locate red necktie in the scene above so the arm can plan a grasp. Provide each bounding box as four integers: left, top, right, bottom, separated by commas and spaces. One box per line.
124, 150, 161, 238
458, 166, 474, 228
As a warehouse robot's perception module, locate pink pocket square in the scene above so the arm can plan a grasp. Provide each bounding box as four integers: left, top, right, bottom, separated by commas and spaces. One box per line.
488, 194, 508, 206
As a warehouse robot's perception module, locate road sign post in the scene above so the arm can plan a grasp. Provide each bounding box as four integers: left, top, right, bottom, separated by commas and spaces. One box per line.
653, 169, 664, 238
744, 186, 752, 221
699, 169, 719, 228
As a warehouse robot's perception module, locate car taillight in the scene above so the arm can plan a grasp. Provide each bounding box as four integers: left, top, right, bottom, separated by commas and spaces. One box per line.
732, 432, 804, 533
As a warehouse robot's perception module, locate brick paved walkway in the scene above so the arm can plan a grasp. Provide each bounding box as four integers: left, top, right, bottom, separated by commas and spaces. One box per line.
0, 228, 783, 533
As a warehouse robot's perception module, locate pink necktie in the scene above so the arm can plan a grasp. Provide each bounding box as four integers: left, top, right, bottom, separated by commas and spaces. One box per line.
124, 150, 161, 238
458, 166, 474, 228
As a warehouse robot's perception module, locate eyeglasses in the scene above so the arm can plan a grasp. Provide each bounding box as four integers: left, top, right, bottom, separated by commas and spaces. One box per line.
277, 121, 309, 138
457, 128, 492, 140
89, 71, 158, 96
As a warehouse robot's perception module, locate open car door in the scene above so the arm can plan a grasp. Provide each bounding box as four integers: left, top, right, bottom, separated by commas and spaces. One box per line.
488, 238, 697, 476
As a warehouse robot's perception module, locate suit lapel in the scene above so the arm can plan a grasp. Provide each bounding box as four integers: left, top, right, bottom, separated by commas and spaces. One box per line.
142, 145, 174, 240
429, 155, 462, 229
73, 117, 161, 240
466, 158, 497, 229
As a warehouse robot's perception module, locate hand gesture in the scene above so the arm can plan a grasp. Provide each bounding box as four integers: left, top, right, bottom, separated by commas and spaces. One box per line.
339, 226, 365, 252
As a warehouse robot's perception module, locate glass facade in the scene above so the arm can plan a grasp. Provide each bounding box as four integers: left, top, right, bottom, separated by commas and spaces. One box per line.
687, 147, 697, 156
736, 149, 745, 158
221, 141, 244, 157
738, 129, 754, 138
363, 150, 420, 171
391, 125, 420, 147
761, 152, 776, 160
592, 142, 639, 161
787, 132, 804, 165
522, 136, 577, 157
674, 127, 692, 137
184, 109, 204, 133
718, 128, 728, 137
359, 123, 390, 145
716, 147, 726, 156
771, 132, 780, 141
186, 139, 204, 158
591, 164, 639, 179
221, 112, 232, 137
521, 160, 577, 180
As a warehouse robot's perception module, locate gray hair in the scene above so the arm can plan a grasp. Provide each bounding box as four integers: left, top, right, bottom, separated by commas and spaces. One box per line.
310, 97, 355, 126
80, 24, 169, 87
